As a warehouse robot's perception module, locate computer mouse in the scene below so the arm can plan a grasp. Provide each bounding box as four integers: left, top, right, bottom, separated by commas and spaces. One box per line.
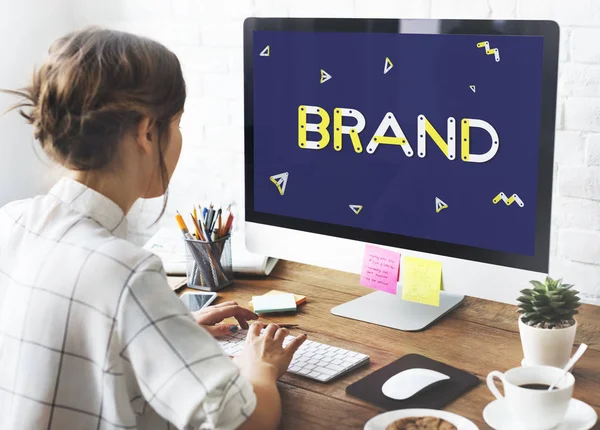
382, 368, 450, 400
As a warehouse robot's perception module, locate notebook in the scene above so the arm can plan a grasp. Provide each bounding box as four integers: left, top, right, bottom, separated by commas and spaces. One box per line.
346, 354, 479, 410
144, 226, 279, 276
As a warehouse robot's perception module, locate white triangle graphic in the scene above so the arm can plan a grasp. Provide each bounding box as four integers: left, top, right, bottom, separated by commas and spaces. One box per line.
269, 172, 288, 195
435, 197, 448, 213
320, 69, 332, 84
384, 57, 393, 74
259, 45, 270, 57
470, 85, 476, 93
349, 205, 363, 215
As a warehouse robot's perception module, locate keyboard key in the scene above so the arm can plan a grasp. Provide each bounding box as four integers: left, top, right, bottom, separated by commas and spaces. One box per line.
326, 364, 345, 372
315, 367, 336, 376
308, 371, 322, 379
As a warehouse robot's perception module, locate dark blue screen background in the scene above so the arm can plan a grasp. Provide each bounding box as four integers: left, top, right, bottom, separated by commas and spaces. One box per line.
253, 30, 544, 256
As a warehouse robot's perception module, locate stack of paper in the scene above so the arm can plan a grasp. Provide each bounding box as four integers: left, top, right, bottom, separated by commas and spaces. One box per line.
249, 290, 306, 311
144, 226, 279, 276
252, 293, 297, 314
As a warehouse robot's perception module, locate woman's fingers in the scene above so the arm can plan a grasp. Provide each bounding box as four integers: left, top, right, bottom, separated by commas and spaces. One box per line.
263, 323, 280, 339
248, 321, 263, 339
235, 315, 251, 330
284, 334, 308, 358
200, 305, 258, 325
274, 328, 289, 344
212, 301, 238, 308
202, 324, 239, 337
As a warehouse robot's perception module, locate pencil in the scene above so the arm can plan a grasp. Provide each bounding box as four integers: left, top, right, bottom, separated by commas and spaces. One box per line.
222, 210, 231, 237
196, 211, 210, 242
190, 212, 205, 241
175, 211, 192, 239
225, 213, 234, 235
216, 210, 223, 238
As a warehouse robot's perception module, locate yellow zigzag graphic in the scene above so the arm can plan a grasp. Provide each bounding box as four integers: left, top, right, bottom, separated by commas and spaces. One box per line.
477, 41, 500, 62
493, 192, 524, 207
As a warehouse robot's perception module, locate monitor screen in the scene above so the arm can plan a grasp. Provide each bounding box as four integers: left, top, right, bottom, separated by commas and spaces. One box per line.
252, 30, 545, 257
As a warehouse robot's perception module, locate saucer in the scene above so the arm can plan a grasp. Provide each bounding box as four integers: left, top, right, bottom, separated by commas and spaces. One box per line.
483, 397, 597, 430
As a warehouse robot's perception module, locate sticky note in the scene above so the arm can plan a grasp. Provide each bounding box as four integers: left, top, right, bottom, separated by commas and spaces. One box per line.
402, 256, 442, 306
360, 244, 400, 294
249, 290, 306, 310
252, 293, 297, 314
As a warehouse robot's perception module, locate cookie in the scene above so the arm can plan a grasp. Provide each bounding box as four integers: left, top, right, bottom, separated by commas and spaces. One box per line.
385, 416, 457, 430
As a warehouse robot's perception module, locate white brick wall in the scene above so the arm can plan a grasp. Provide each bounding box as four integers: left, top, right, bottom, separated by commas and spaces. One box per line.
70, 0, 600, 304
561, 230, 600, 264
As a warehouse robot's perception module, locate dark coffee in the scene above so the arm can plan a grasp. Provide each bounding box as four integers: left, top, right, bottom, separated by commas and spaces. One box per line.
519, 383, 554, 390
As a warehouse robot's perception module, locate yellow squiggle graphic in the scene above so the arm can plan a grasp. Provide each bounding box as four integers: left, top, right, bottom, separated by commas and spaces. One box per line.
477, 41, 500, 62
493, 192, 524, 207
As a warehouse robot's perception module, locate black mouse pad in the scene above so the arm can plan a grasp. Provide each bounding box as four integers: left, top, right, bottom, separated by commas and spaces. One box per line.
346, 354, 479, 410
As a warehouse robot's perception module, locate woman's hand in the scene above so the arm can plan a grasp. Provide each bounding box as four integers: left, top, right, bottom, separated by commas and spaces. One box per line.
233, 322, 307, 383
192, 301, 258, 337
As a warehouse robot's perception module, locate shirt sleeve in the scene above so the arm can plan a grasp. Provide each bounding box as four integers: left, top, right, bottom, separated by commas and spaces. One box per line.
115, 255, 257, 430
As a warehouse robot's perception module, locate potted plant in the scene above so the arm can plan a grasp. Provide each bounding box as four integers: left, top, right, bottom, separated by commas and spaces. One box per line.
517, 276, 581, 368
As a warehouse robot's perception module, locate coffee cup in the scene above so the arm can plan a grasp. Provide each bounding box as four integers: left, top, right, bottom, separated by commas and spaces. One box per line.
486, 365, 574, 430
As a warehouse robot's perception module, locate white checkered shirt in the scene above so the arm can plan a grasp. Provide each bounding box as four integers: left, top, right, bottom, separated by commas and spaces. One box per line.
0, 178, 256, 430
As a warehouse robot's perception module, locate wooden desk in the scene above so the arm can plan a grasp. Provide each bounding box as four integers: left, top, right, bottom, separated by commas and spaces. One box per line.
171, 261, 600, 429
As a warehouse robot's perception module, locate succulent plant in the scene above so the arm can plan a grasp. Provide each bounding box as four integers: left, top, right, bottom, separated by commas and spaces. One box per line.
517, 276, 581, 328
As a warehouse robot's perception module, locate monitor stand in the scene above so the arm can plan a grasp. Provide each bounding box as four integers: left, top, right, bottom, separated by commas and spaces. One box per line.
330, 288, 465, 332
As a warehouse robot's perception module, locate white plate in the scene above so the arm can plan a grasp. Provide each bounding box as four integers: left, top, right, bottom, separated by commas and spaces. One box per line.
483, 398, 598, 430
364, 408, 479, 430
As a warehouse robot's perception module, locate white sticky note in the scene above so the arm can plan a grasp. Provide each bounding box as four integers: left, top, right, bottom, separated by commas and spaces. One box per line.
252, 293, 297, 314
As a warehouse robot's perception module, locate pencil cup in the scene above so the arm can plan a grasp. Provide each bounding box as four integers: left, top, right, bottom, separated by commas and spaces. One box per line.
184, 235, 233, 291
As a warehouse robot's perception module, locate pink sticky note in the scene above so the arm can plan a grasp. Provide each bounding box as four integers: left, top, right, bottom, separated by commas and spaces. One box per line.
360, 244, 401, 294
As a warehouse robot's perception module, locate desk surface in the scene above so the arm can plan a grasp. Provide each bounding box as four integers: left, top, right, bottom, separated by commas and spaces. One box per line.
170, 261, 600, 429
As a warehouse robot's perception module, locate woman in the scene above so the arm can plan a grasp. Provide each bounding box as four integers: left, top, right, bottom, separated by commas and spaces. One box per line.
0, 27, 305, 430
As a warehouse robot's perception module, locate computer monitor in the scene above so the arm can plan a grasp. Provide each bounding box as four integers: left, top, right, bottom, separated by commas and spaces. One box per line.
243, 18, 559, 331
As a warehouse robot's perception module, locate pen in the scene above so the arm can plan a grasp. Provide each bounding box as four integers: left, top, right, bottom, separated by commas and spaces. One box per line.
275, 324, 299, 329
206, 207, 215, 234
256, 323, 299, 329
197, 204, 210, 240
210, 207, 219, 232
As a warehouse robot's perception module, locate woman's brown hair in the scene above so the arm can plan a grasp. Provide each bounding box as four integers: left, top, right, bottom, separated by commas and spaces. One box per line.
4, 27, 186, 217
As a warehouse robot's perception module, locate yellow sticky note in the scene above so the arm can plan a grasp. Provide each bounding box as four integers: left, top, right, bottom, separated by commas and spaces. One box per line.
401, 256, 442, 307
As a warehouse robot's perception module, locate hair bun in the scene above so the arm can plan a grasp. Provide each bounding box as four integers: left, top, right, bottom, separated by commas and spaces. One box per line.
3, 27, 186, 172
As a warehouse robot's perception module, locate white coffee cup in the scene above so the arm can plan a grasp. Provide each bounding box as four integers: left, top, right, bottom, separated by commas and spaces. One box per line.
486, 365, 574, 430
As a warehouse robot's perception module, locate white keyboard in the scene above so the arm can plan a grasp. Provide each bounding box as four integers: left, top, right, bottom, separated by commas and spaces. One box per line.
217, 329, 370, 382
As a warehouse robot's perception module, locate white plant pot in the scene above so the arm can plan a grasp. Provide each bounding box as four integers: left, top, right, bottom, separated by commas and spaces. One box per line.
518, 317, 577, 368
